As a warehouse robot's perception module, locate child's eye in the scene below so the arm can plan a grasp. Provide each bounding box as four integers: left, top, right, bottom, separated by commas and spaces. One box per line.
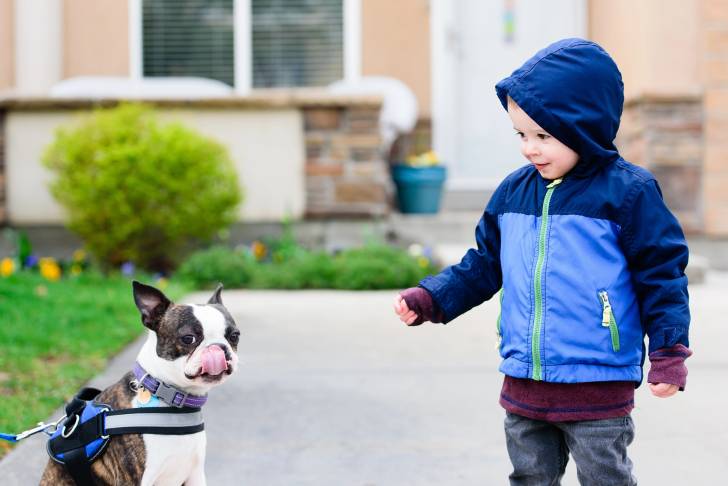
537, 133, 551, 140
515, 132, 525, 139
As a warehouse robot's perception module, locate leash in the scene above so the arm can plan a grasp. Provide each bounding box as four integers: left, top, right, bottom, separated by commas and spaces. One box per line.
0, 415, 66, 443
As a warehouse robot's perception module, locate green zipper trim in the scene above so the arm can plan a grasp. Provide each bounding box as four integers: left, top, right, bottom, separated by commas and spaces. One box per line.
495, 288, 504, 351
531, 178, 562, 380
599, 290, 621, 352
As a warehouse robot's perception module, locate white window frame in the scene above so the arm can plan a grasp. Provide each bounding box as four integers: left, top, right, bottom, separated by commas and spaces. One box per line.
129, 0, 361, 94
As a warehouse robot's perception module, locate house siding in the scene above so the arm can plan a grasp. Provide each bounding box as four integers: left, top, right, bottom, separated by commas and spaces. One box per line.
701, 0, 728, 235
589, 0, 725, 235
0, 0, 13, 91
361, 0, 431, 118
63, 0, 130, 78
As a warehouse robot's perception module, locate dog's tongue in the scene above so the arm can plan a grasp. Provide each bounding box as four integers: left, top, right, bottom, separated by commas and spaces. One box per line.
200, 345, 228, 376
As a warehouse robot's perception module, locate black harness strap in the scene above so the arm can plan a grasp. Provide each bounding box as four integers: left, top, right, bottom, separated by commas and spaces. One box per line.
47, 388, 205, 486
64, 448, 97, 486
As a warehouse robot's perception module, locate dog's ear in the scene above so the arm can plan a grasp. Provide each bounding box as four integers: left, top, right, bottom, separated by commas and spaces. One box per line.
132, 281, 172, 331
207, 283, 224, 305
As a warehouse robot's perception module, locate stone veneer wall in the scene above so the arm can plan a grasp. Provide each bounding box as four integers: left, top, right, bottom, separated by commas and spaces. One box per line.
616, 96, 703, 233
303, 106, 390, 217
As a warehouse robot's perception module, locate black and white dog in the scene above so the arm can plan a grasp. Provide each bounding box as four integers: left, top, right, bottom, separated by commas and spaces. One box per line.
41, 281, 240, 486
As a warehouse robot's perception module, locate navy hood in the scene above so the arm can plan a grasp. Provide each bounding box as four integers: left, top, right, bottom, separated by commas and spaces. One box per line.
496, 38, 624, 178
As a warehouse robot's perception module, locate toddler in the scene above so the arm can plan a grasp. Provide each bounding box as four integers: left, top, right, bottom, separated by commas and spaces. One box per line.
394, 38, 692, 485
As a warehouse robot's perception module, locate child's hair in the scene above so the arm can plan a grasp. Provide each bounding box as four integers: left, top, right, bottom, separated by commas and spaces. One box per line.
506, 95, 519, 112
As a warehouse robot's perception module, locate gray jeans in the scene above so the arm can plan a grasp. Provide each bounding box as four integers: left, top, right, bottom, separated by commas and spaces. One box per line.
504, 412, 637, 486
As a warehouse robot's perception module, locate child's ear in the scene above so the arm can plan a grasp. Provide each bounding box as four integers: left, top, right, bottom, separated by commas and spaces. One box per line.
132, 280, 172, 331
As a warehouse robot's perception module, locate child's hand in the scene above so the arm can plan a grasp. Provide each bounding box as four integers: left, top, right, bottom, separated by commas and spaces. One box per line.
649, 383, 679, 398
393, 294, 422, 326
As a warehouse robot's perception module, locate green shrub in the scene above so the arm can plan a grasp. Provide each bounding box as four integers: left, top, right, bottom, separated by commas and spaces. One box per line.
43, 104, 242, 272
249, 251, 337, 289
332, 245, 435, 290
175, 246, 253, 289
176, 241, 437, 290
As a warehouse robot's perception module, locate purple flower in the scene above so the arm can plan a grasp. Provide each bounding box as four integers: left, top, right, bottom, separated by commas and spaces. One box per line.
24, 254, 39, 268
120, 262, 135, 276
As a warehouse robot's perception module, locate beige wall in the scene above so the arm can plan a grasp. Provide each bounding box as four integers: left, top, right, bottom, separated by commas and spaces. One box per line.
0, 0, 14, 90
589, 0, 700, 100
63, 0, 130, 78
5, 109, 305, 224
361, 0, 431, 117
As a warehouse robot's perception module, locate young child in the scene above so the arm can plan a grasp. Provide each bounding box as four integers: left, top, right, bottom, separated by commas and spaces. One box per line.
393, 38, 691, 485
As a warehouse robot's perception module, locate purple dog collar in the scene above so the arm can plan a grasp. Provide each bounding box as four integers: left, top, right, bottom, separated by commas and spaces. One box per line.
133, 362, 208, 408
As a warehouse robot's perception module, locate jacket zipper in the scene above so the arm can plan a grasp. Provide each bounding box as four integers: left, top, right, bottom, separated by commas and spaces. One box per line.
531, 178, 562, 380
598, 290, 621, 352
495, 288, 504, 350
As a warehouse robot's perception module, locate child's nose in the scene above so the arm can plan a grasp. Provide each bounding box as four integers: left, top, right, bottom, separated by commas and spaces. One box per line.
524, 140, 540, 156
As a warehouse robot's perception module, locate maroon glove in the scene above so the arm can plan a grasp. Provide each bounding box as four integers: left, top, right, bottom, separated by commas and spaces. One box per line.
399, 287, 444, 326
647, 344, 693, 390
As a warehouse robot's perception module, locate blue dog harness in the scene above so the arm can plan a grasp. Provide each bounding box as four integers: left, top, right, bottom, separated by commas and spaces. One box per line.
44, 387, 205, 485
2, 377, 206, 486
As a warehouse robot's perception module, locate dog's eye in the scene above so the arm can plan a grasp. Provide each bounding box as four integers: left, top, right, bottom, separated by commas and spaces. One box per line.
228, 331, 240, 345
180, 335, 196, 345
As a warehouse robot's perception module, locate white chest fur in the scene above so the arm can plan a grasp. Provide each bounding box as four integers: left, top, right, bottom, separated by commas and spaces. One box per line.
141, 431, 207, 486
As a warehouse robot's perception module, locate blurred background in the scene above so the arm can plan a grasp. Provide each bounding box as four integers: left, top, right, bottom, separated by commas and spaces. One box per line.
1, 0, 726, 250
0, 0, 727, 484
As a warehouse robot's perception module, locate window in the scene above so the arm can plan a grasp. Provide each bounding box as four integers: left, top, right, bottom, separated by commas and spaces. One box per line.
142, 0, 235, 86
252, 0, 343, 88
139, 0, 345, 89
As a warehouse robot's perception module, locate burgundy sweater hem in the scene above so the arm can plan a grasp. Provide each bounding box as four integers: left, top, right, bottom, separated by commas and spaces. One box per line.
499, 376, 635, 422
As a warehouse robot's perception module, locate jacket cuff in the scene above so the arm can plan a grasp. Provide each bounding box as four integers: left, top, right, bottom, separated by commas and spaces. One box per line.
647, 344, 693, 390
647, 326, 689, 353
399, 287, 444, 325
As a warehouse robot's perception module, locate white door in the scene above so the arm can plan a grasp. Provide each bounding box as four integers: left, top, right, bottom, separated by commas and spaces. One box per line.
431, 0, 587, 191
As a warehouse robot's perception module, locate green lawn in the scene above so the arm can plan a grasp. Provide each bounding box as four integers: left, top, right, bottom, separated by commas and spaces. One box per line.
0, 272, 188, 457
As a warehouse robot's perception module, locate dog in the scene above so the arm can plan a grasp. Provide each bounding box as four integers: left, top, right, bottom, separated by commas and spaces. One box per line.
40, 280, 240, 486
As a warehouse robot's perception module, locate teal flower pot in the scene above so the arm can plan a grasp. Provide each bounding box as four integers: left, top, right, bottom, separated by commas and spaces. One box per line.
392, 164, 447, 214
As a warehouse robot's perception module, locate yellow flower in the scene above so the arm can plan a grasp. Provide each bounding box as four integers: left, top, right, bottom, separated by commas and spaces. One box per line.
0, 258, 15, 277
406, 150, 441, 167
251, 241, 267, 261
417, 256, 430, 269
39, 257, 62, 281
72, 249, 87, 262
70, 264, 83, 276
156, 277, 168, 290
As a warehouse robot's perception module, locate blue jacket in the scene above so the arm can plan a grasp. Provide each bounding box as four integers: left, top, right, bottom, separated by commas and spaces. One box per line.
420, 39, 690, 385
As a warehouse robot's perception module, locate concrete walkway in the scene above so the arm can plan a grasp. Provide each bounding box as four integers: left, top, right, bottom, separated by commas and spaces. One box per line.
2, 273, 727, 485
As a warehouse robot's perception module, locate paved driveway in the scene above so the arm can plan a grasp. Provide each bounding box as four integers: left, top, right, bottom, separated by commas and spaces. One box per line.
2, 275, 727, 485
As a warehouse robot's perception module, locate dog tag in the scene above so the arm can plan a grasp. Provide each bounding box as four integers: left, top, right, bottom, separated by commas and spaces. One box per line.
136, 388, 152, 405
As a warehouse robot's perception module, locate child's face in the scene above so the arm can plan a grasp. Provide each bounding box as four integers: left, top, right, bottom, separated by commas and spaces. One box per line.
507, 101, 579, 179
